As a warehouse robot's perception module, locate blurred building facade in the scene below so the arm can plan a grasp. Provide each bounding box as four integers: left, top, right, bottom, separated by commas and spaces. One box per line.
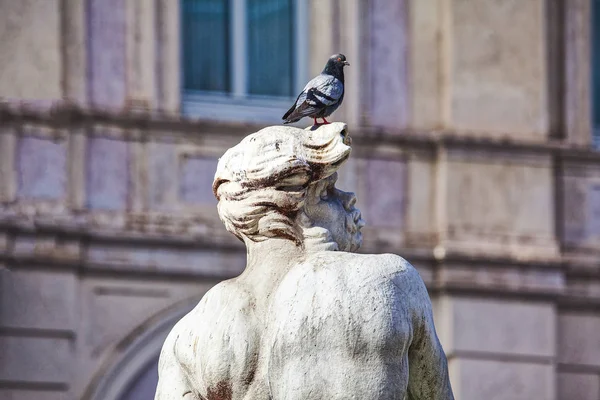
0, 0, 599, 399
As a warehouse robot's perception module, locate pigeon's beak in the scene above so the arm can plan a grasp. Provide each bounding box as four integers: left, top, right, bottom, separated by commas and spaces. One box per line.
343, 61, 350, 66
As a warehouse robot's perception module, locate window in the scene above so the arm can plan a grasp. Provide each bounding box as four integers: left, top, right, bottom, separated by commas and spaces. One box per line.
594, 0, 600, 147
181, 0, 308, 123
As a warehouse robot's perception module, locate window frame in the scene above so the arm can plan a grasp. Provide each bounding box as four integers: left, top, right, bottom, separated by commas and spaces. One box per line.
181, 0, 309, 123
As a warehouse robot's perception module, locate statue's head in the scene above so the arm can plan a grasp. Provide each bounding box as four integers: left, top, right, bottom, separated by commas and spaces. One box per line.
213, 123, 364, 252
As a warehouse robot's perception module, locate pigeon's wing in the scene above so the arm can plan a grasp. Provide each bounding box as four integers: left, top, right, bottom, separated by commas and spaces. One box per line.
284, 75, 343, 121
302, 74, 343, 106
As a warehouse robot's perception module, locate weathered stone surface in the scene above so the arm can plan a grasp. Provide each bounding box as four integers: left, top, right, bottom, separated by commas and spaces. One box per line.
0, 336, 70, 383
444, 151, 557, 257
566, 278, 600, 300
561, 163, 600, 252
81, 281, 208, 358
450, 358, 553, 400
564, 0, 592, 146
405, 157, 436, 244
363, 159, 406, 227
148, 142, 178, 211
368, 0, 409, 128
17, 135, 67, 200
83, 283, 172, 357
407, 0, 441, 129
335, 156, 359, 196
179, 155, 218, 204
336, 0, 361, 127
156, 0, 181, 114
558, 312, 600, 367
155, 124, 454, 399
86, 137, 129, 210
86, 243, 245, 277
88, 0, 126, 108
126, 0, 156, 108
558, 372, 600, 400
563, 175, 591, 244
62, 0, 87, 104
0, 127, 17, 202
446, 152, 552, 235
0, 269, 76, 331
0, 0, 62, 99
436, 296, 554, 357
448, 0, 548, 137
438, 265, 564, 296
11, 234, 82, 262
588, 184, 600, 237
308, 0, 335, 77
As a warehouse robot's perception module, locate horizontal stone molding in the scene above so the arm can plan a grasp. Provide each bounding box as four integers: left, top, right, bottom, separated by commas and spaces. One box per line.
0, 101, 599, 161
0, 380, 68, 392
446, 350, 555, 365
0, 326, 75, 340
558, 362, 600, 375
0, 223, 569, 300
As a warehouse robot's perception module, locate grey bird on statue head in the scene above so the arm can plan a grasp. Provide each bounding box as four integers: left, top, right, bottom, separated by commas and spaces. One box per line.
282, 53, 349, 126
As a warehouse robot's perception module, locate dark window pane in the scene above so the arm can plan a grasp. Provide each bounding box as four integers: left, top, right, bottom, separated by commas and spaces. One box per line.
247, 0, 294, 97
593, 0, 600, 146
182, 0, 230, 92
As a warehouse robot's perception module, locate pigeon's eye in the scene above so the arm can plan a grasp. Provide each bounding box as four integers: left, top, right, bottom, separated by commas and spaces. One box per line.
337, 58, 341, 61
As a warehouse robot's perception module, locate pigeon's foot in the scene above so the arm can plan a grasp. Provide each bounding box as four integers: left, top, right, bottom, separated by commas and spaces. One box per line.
311, 117, 332, 127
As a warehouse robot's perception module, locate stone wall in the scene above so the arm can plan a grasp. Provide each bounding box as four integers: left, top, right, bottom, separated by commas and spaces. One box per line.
1, 103, 599, 400
0, 106, 241, 399
1, 0, 600, 399
0, 0, 179, 113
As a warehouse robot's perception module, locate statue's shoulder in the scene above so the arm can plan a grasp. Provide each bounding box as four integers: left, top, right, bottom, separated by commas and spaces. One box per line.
165, 279, 254, 337
307, 251, 419, 280
280, 252, 426, 299
165, 279, 260, 393
199, 279, 254, 309
165, 280, 256, 349
189, 279, 255, 321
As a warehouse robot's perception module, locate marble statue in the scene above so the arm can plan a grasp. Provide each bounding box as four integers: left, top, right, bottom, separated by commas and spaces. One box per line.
154, 123, 454, 400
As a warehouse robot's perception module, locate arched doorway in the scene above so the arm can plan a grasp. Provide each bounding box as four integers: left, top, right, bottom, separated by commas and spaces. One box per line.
87, 297, 201, 400
119, 355, 160, 400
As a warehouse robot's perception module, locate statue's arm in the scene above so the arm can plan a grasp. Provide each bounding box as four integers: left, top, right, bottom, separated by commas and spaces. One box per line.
154, 324, 197, 400
406, 274, 454, 400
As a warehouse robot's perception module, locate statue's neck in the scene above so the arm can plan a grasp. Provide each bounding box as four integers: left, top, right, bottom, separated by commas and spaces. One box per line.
241, 238, 307, 297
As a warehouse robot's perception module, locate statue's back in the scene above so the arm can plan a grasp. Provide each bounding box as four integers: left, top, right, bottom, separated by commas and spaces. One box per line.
266, 252, 422, 400
170, 252, 434, 400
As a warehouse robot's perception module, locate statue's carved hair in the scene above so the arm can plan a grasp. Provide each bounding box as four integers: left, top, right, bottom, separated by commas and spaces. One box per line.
213, 123, 352, 245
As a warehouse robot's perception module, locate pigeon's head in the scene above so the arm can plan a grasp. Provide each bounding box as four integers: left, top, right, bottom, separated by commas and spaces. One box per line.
323, 53, 350, 75
330, 53, 350, 66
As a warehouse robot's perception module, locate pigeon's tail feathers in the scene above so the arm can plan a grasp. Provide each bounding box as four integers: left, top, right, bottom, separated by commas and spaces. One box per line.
284, 101, 320, 123
282, 103, 297, 121
282, 108, 304, 124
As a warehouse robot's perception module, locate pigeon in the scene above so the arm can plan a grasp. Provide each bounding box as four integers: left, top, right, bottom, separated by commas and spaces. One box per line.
282, 53, 349, 126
